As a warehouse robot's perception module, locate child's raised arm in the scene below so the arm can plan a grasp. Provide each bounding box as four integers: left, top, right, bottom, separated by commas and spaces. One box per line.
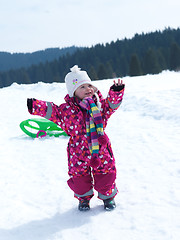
100, 79, 125, 125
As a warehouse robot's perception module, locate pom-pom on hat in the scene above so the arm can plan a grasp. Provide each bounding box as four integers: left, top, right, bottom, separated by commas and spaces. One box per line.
65, 65, 97, 97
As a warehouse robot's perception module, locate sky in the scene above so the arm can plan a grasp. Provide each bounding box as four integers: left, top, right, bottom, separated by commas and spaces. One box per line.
0, 0, 180, 53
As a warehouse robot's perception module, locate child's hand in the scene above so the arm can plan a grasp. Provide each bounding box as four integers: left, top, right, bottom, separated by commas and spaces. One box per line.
111, 79, 125, 91
27, 98, 36, 113
113, 78, 124, 86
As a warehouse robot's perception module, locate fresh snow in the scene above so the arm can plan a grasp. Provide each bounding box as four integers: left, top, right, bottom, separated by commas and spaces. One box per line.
0, 71, 180, 240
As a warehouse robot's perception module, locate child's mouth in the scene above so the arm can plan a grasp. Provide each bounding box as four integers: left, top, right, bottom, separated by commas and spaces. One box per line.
85, 93, 92, 96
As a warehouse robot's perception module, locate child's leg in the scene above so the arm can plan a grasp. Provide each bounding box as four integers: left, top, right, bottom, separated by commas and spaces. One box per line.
93, 172, 118, 200
94, 172, 117, 210
67, 174, 94, 211
92, 142, 118, 210
67, 174, 94, 200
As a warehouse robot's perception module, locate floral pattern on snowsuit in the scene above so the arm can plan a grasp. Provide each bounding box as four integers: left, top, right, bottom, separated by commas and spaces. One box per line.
29, 87, 125, 200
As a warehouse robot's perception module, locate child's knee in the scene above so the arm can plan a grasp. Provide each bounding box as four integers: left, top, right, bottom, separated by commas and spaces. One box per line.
67, 174, 93, 196
93, 172, 116, 193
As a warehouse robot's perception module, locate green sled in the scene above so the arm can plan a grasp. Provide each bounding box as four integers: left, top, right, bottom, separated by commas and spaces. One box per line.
20, 118, 68, 138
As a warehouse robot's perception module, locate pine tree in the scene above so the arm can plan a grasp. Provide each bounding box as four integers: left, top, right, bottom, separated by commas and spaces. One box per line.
106, 61, 114, 78
97, 63, 108, 80
118, 55, 129, 76
3, 72, 12, 87
157, 49, 167, 70
0, 75, 3, 88
143, 48, 161, 74
129, 54, 143, 76
170, 42, 180, 71
44, 63, 53, 83
88, 66, 98, 80
21, 71, 32, 84
35, 63, 45, 82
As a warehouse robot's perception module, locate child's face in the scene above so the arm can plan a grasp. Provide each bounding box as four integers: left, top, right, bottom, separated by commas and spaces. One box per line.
74, 84, 95, 100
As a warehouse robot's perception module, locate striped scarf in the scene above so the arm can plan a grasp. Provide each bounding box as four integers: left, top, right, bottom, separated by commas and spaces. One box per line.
78, 97, 104, 157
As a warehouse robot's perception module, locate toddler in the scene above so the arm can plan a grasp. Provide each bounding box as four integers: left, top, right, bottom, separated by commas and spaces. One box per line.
27, 65, 125, 211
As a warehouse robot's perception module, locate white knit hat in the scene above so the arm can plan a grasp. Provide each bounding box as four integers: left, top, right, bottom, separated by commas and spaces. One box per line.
65, 65, 97, 97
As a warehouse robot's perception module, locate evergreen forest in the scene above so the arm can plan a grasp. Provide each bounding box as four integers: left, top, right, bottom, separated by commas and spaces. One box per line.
0, 27, 180, 88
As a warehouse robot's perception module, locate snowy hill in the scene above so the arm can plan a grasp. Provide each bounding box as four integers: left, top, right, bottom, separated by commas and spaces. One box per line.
0, 71, 180, 240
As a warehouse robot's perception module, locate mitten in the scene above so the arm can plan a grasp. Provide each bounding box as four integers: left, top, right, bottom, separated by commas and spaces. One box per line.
111, 84, 125, 92
27, 98, 36, 113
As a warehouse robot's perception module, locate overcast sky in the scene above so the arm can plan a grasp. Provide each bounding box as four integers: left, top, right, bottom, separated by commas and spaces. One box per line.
0, 0, 180, 53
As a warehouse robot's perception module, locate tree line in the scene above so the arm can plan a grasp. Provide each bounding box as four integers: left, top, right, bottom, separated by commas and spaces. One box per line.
0, 46, 77, 72
0, 27, 180, 88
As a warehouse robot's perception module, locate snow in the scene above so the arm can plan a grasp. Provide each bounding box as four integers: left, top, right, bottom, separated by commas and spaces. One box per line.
0, 71, 180, 240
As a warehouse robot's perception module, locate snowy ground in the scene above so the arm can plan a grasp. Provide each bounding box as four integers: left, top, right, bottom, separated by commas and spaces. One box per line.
0, 71, 180, 240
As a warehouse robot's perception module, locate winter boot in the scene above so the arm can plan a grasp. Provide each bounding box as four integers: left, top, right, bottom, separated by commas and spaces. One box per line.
78, 199, 90, 211
103, 198, 116, 211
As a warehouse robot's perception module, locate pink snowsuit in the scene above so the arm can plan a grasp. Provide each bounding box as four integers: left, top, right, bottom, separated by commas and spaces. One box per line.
28, 86, 125, 200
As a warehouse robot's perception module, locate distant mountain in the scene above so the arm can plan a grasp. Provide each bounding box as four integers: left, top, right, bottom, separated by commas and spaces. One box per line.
0, 46, 79, 71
